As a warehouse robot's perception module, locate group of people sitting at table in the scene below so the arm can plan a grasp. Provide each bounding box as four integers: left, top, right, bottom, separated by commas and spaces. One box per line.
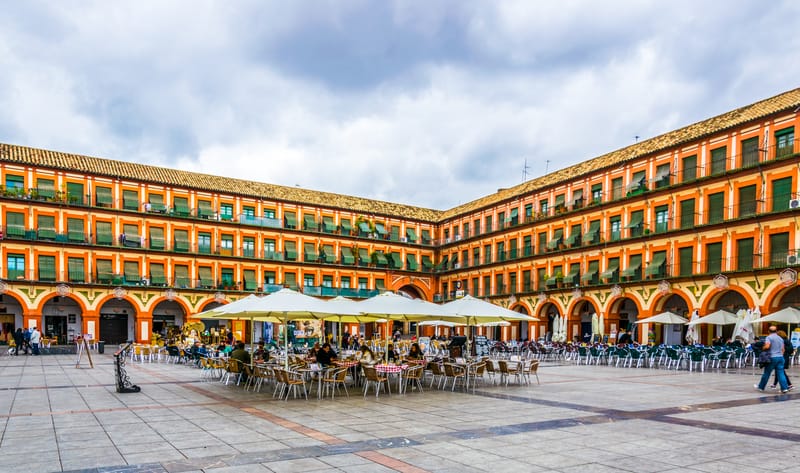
302, 341, 425, 368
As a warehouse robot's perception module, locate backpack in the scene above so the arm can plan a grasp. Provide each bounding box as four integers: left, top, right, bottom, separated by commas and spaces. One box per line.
23, 330, 31, 341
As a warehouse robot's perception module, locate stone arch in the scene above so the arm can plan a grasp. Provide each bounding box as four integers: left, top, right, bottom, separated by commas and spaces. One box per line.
607, 296, 642, 342
508, 302, 533, 342
96, 297, 138, 344
0, 291, 26, 334
702, 287, 752, 313
763, 283, 800, 311
568, 299, 599, 343
397, 284, 424, 300
652, 291, 692, 316
536, 301, 563, 342
151, 299, 188, 336
39, 295, 86, 342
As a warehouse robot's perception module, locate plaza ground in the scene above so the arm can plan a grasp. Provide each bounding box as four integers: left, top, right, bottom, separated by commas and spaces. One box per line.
0, 353, 798, 473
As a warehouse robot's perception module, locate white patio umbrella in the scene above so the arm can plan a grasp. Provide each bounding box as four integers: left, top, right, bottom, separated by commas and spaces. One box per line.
599, 313, 605, 341
685, 310, 700, 344
193, 294, 283, 356
757, 306, 800, 324
732, 309, 756, 344
440, 295, 539, 354
559, 316, 568, 342
551, 315, 560, 342
687, 309, 738, 326
591, 313, 599, 342
636, 311, 690, 325
323, 296, 386, 349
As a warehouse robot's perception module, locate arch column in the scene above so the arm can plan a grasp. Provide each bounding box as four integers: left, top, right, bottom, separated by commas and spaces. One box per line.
83, 310, 99, 340
23, 310, 41, 330
136, 312, 153, 343
635, 309, 652, 344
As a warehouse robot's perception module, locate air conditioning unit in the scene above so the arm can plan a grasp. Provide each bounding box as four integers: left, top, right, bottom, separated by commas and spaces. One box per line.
789, 199, 800, 209
400, 237, 408, 242
788, 254, 799, 265
453, 263, 461, 269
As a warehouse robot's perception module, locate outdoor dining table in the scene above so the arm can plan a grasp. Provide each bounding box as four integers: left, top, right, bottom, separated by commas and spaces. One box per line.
297, 364, 331, 399
334, 360, 361, 386
375, 363, 408, 394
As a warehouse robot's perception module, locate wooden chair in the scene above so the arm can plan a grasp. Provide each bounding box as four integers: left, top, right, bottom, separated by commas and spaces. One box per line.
428, 362, 446, 389
404, 365, 425, 393
362, 365, 388, 397
322, 367, 349, 399
526, 360, 540, 385
221, 359, 243, 386
442, 363, 466, 391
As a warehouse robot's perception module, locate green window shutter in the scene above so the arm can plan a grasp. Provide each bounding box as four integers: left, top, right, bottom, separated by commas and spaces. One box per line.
221, 268, 234, 287
421, 229, 431, 244
680, 199, 695, 229
358, 248, 369, 266
582, 221, 600, 245
66, 182, 84, 204
148, 193, 164, 208
95, 186, 113, 207
197, 200, 214, 219
600, 259, 619, 281
580, 261, 599, 284
340, 247, 355, 264
562, 265, 580, 285
678, 247, 694, 276
621, 255, 641, 279
374, 222, 388, 236
389, 252, 402, 269
373, 251, 389, 266
421, 255, 433, 271
546, 228, 564, 250
96, 221, 113, 245
710, 147, 727, 175
769, 232, 790, 266
37, 178, 55, 198
67, 257, 85, 282
682, 155, 697, 182
122, 190, 139, 210
340, 218, 352, 235
67, 218, 85, 242
322, 216, 336, 233
405, 227, 417, 243
738, 185, 757, 218
626, 210, 644, 237
96, 259, 114, 283
322, 244, 335, 263
741, 137, 759, 168
406, 254, 418, 270
174, 265, 190, 288
303, 214, 318, 231
149, 263, 165, 285
198, 267, 214, 288
390, 226, 400, 241
219, 203, 233, 221
124, 261, 140, 283
771, 177, 793, 212
37, 215, 56, 240
284, 272, 297, 288
645, 252, 667, 278
5, 174, 24, 190
173, 197, 189, 216
283, 212, 297, 229
173, 229, 189, 252
705, 242, 723, 273
654, 205, 669, 233
243, 270, 257, 290
149, 227, 164, 249
708, 192, 725, 224
654, 164, 671, 188
123, 224, 140, 247
736, 238, 754, 271
284, 241, 297, 260
304, 242, 318, 262
38, 255, 57, 281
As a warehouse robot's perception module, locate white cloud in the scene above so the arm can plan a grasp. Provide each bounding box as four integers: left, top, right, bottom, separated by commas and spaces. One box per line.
1, 1, 798, 210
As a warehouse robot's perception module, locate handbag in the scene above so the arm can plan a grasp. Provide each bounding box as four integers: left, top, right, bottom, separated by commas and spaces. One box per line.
757, 350, 771, 367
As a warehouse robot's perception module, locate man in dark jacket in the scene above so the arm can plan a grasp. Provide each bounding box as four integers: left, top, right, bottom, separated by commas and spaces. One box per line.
13, 328, 25, 355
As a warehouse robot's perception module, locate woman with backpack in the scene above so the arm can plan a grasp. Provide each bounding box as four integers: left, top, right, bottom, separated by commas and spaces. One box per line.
770, 330, 794, 391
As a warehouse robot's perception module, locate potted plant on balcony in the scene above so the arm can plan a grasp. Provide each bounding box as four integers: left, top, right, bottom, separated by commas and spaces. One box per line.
554, 270, 564, 288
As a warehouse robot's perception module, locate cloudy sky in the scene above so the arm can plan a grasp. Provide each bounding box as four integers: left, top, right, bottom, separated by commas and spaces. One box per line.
1, 1, 798, 210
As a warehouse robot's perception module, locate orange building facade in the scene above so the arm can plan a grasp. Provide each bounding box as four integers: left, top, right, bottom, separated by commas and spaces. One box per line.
1, 88, 799, 345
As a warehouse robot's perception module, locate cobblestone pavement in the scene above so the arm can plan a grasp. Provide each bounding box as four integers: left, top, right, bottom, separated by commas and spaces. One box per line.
0, 352, 797, 472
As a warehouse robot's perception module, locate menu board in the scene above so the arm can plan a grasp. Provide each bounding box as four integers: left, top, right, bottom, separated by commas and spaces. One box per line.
474, 335, 490, 356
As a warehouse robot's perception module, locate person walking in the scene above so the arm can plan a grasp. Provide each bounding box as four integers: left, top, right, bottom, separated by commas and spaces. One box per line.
12, 328, 24, 355
770, 330, 794, 390
22, 327, 32, 355
755, 325, 790, 393
29, 326, 41, 355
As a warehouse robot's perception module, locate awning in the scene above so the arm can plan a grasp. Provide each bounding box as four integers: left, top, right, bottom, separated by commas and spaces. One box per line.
437, 254, 449, 270
421, 255, 433, 271
600, 263, 619, 279
389, 252, 403, 268
546, 229, 564, 250
322, 244, 335, 263
284, 241, 297, 260
564, 232, 579, 246
406, 227, 417, 242
358, 248, 369, 264
340, 219, 352, 234
582, 221, 600, 243
284, 213, 297, 228
96, 187, 113, 205
198, 267, 213, 287
562, 269, 580, 285
358, 222, 371, 233
341, 247, 355, 264
374, 252, 389, 265
620, 261, 641, 277
545, 276, 558, 286
581, 268, 598, 282
304, 215, 318, 231
374, 223, 387, 236
625, 213, 643, 229
150, 264, 165, 284
406, 254, 418, 270
322, 216, 336, 232
303, 243, 318, 261
645, 253, 667, 276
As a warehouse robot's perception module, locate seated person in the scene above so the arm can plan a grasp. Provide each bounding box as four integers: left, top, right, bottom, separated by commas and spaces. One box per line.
315, 343, 337, 367
229, 341, 251, 366
306, 342, 321, 361
407, 342, 424, 360
253, 341, 270, 362
356, 345, 376, 365
385, 343, 400, 363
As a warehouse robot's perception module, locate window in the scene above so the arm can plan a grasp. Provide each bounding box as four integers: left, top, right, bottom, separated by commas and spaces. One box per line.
741, 136, 759, 168
95, 221, 113, 245
421, 229, 431, 244
483, 244, 492, 264
601, 257, 619, 283
655, 205, 669, 233
645, 251, 667, 279
221, 268, 235, 287
563, 263, 580, 286
769, 232, 790, 266
5, 174, 24, 191
495, 273, 505, 295
68, 257, 85, 283
64, 218, 84, 243
482, 276, 490, 296
582, 220, 600, 245
678, 247, 694, 276
96, 259, 114, 284
198, 233, 212, 254
572, 189, 584, 209
173, 229, 189, 252
738, 185, 757, 218
472, 247, 480, 266
38, 255, 56, 281
220, 234, 233, 256
736, 238, 754, 271
283, 211, 297, 229
554, 195, 565, 213
509, 208, 519, 226
122, 190, 139, 210
654, 164, 671, 188
341, 275, 351, 288
453, 225, 460, 240
96, 186, 113, 207
484, 215, 493, 233
197, 200, 214, 219
611, 177, 623, 200
124, 261, 141, 284
710, 146, 727, 175
771, 176, 794, 212
303, 213, 318, 231
4, 211, 25, 238
122, 224, 140, 247
242, 206, 255, 218
304, 242, 318, 262
358, 277, 368, 290
537, 231, 547, 254
66, 182, 84, 204
708, 192, 725, 224
284, 241, 298, 261
628, 171, 646, 195
173, 196, 190, 216
509, 238, 518, 259
263, 208, 276, 219
406, 253, 418, 271
775, 127, 795, 158
508, 272, 517, 293
626, 210, 643, 238
680, 199, 695, 229
149, 263, 166, 286
37, 215, 56, 240
621, 254, 641, 281
591, 183, 602, 204
471, 277, 479, 296
523, 235, 533, 256
198, 267, 214, 288
609, 216, 621, 242
682, 155, 697, 182
148, 227, 165, 250
496, 241, 505, 262
174, 265, 190, 288
283, 273, 297, 289
565, 224, 581, 248
522, 270, 532, 292
243, 270, 257, 290
524, 204, 533, 222
220, 203, 234, 221
37, 178, 55, 199
264, 271, 276, 285
497, 212, 505, 230
705, 242, 723, 273
581, 261, 599, 286
473, 219, 481, 235
539, 200, 548, 216
263, 239, 276, 259
241, 238, 255, 258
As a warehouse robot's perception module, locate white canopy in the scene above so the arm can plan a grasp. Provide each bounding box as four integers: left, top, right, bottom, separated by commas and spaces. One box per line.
418, 320, 465, 328
635, 311, 689, 325
358, 291, 456, 321
757, 306, 800, 324
685, 310, 700, 344
687, 309, 738, 326
440, 295, 539, 324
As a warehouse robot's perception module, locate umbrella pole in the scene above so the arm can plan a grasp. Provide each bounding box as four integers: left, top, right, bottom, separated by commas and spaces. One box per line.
284, 315, 289, 371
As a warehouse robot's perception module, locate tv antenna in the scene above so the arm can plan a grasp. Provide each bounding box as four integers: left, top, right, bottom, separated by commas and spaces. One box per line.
544, 159, 550, 175
522, 158, 531, 182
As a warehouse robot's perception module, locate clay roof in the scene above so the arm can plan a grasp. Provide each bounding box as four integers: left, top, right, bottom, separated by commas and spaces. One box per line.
0, 143, 442, 222
439, 87, 800, 220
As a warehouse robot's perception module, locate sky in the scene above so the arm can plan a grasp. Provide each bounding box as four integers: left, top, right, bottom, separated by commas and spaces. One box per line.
1, 1, 799, 211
